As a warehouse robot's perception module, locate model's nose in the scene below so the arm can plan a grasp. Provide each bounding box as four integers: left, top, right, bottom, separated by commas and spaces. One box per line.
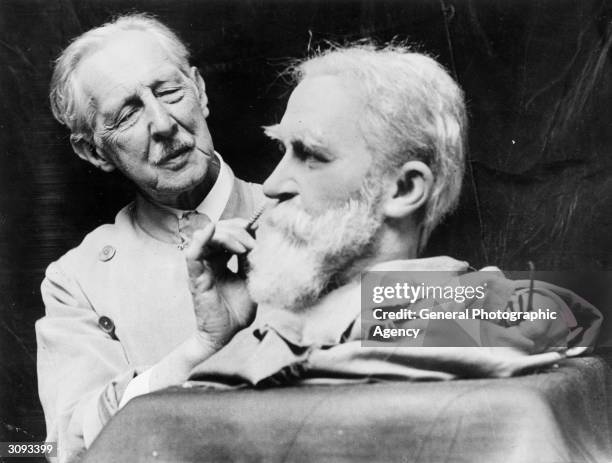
262, 154, 298, 202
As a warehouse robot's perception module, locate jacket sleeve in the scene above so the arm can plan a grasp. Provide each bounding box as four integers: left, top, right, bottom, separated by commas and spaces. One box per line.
36, 260, 145, 463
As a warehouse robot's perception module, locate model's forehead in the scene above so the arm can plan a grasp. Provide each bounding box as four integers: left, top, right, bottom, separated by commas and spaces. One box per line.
75, 30, 180, 107
285, 75, 361, 116
279, 75, 365, 144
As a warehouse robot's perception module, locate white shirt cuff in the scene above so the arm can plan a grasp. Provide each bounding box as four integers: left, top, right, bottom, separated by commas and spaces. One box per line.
118, 368, 153, 409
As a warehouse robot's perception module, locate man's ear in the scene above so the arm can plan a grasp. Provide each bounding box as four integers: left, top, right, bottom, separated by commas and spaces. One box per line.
70, 135, 116, 172
189, 66, 210, 118
383, 160, 433, 219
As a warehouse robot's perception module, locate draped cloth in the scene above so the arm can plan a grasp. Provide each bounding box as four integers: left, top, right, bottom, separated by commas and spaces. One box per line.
83, 356, 612, 463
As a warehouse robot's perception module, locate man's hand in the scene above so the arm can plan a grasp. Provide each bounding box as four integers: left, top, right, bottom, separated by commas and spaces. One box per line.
184, 218, 256, 351
148, 218, 256, 392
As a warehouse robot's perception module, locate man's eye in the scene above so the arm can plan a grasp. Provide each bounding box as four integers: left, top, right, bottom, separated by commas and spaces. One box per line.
157, 88, 183, 103
296, 147, 328, 164
117, 108, 138, 126
306, 149, 326, 162
291, 141, 329, 164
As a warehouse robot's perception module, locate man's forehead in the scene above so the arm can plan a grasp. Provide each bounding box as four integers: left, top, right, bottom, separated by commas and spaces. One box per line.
74, 30, 184, 112
273, 75, 365, 145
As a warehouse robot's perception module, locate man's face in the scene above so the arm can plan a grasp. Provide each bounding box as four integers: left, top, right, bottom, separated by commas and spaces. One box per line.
76, 30, 214, 202
248, 76, 387, 311
262, 75, 375, 213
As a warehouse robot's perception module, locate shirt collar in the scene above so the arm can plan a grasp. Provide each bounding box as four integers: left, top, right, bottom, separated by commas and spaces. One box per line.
253, 256, 470, 347
133, 152, 234, 245
194, 152, 233, 221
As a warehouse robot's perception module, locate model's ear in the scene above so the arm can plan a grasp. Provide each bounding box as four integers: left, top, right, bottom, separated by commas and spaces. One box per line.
382, 160, 433, 219
70, 135, 116, 172
189, 66, 210, 118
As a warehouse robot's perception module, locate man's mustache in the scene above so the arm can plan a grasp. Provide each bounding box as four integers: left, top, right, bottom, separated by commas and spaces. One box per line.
151, 140, 195, 165
258, 201, 325, 246
246, 199, 278, 236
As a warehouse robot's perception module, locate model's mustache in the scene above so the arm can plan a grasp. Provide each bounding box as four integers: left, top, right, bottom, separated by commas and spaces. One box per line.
246, 199, 279, 236
259, 201, 327, 246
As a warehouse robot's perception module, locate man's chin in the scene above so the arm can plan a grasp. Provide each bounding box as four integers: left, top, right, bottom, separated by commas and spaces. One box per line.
144, 166, 210, 206
247, 228, 328, 312
158, 155, 191, 172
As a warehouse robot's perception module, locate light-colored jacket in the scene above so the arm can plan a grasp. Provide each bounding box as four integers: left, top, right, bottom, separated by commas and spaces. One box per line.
36, 174, 263, 463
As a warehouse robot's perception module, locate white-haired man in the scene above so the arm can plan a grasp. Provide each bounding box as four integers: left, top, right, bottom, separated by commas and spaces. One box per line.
184, 44, 600, 387
36, 13, 262, 462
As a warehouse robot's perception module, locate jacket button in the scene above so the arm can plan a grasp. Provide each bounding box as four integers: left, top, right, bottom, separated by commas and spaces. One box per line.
99, 245, 116, 262
98, 316, 115, 335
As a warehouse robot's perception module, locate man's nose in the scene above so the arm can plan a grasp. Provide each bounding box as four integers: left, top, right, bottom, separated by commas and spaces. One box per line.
148, 98, 177, 140
262, 155, 298, 201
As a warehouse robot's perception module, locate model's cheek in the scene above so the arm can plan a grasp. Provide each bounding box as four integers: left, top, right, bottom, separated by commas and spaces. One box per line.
307, 178, 361, 209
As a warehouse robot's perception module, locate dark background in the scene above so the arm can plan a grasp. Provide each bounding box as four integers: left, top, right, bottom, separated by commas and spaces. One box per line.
1, 0, 611, 446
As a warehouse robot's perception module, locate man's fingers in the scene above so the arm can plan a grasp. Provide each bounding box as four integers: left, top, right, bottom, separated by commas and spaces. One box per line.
212, 222, 256, 252
210, 229, 247, 255
183, 223, 215, 261
225, 226, 256, 250
221, 218, 249, 229
184, 219, 255, 275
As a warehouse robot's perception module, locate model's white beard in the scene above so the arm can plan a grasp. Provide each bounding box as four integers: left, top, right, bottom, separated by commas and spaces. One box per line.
247, 179, 385, 312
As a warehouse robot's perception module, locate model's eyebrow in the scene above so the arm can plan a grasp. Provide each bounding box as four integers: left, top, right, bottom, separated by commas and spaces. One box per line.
263, 124, 331, 153
262, 124, 283, 141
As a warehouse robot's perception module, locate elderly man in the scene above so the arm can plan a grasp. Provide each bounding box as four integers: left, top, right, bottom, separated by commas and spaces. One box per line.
183, 43, 600, 385
36, 13, 262, 462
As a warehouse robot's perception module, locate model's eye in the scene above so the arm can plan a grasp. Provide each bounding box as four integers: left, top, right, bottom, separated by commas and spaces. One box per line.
302, 147, 328, 163
292, 141, 329, 164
